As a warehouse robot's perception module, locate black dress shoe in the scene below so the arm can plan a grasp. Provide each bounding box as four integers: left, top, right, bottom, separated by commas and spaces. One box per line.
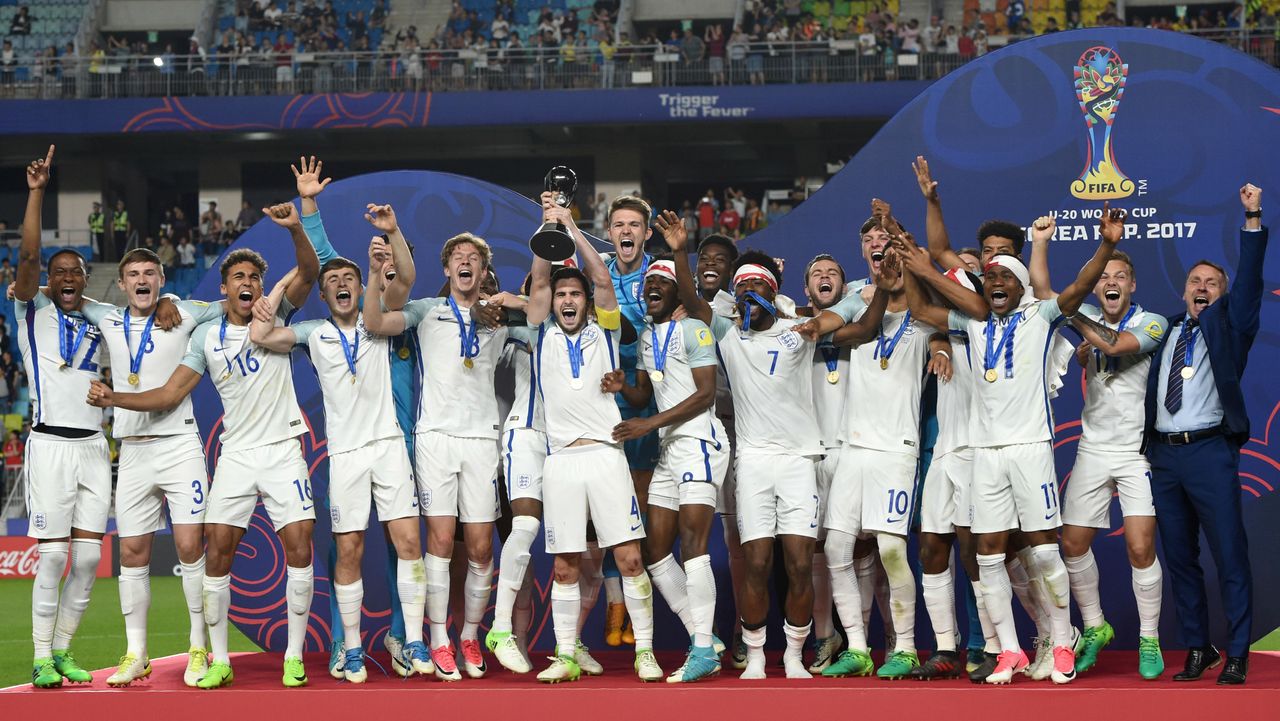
1173, 646, 1222, 681
1216, 656, 1248, 685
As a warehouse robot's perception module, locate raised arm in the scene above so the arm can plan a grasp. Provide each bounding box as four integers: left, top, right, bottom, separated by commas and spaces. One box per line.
365, 203, 415, 310
261, 202, 320, 310
1070, 314, 1142, 356
249, 268, 299, 352
360, 260, 409, 336
15, 145, 54, 303
543, 191, 615, 312
292, 155, 332, 219
655, 209, 712, 324
525, 255, 552, 327
1232, 183, 1266, 340
1027, 215, 1057, 300
1058, 203, 1124, 316
913, 155, 965, 271
896, 236, 989, 317
87, 365, 203, 413
899, 249, 952, 330
830, 271, 893, 347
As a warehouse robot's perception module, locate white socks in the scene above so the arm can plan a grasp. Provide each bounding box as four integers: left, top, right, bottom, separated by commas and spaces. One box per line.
550, 580, 579, 656
876, 534, 916, 654
285, 564, 314, 659
740, 625, 766, 679
1132, 559, 1162, 639
977, 553, 1019, 652
783, 619, 812, 678
119, 565, 151, 656
334, 579, 363, 653
513, 568, 534, 643
424, 553, 451, 649
493, 515, 538, 634
203, 573, 232, 664
603, 576, 623, 605
621, 572, 655, 650
179, 557, 208, 648
811, 551, 835, 639
922, 570, 956, 652
647, 553, 693, 638
396, 557, 427, 645
971, 580, 1000, 653
824, 530, 867, 650
685, 554, 717, 649
31, 541, 67, 658
1007, 553, 1049, 639
1030, 544, 1072, 648
854, 552, 877, 632
52, 538, 101, 652
577, 542, 604, 634
461, 559, 493, 642
1065, 549, 1105, 627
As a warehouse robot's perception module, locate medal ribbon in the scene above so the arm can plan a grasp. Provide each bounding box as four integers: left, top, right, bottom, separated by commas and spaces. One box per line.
652, 320, 677, 376
819, 341, 839, 374
329, 318, 359, 378
565, 332, 585, 379
736, 291, 777, 333
123, 310, 156, 379
1094, 304, 1137, 373
874, 311, 912, 363
55, 305, 89, 366
447, 296, 480, 362
984, 312, 1021, 379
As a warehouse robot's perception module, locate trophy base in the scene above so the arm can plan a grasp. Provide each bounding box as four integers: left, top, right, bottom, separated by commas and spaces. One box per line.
530, 226, 577, 262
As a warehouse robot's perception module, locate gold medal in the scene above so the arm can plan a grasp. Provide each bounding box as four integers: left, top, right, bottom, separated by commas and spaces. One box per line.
1181, 366, 1194, 380
127, 372, 139, 386
880, 357, 889, 370
984, 368, 998, 383
463, 357, 474, 369
220, 370, 232, 382
827, 370, 839, 384
397, 347, 410, 360
60, 361, 69, 369
350, 374, 357, 384
650, 370, 664, 383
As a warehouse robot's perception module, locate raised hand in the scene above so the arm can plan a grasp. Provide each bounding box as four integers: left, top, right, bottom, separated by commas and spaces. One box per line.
251, 295, 275, 324
600, 368, 625, 394
364, 203, 398, 233
1241, 183, 1262, 212
26, 145, 55, 191
263, 202, 301, 229
1098, 201, 1127, 244
86, 379, 113, 408
875, 248, 903, 289
542, 194, 574, 229
292, 155, 332, 199
654, 209, 688, 252
896, 241, 933, 278
912, 155, 938, 201
1031, 215, 1056, 244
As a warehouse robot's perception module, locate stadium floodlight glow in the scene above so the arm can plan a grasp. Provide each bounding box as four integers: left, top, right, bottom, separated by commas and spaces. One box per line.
153, 56, 164, 67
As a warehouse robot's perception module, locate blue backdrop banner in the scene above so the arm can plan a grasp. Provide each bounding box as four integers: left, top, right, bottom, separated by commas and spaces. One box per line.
192, 28, 1279, 654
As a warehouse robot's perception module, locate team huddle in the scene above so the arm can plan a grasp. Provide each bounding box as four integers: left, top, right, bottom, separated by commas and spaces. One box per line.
18, 144, 1267, 689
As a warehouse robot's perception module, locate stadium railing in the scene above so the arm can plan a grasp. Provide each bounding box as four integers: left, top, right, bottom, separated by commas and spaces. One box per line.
0, 30, 1273, 99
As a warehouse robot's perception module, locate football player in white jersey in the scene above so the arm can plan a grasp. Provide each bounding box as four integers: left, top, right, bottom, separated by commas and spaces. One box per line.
364, 228, 521, 681
248, 232, 429, 684
1028, 229, 1168, 679
88, 201, 320, 689
904, 204, 1125, 685
672, 241, 858, 680
73, 248, 226, 687
600, 232, 730, 683
911, 157, 1063, 677
16, 146, 112, 689
525, 193, 660, 684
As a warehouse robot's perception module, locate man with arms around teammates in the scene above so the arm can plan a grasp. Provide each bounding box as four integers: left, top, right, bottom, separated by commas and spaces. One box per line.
88, 200, 321, 688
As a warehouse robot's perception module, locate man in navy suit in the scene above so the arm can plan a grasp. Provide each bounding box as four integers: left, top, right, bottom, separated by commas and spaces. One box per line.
1144, 184, 1267, 685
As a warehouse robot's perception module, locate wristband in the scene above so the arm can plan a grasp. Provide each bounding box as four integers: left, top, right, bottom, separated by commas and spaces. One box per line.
1244, 208, 1262, 219
932, 349, 951, 360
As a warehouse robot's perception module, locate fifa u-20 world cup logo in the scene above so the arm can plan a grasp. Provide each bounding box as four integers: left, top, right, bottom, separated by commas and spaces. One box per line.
1071, 47, 1134, 200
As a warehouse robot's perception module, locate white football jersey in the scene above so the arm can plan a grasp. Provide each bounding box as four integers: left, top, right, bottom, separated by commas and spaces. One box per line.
949, 298, 1066, 448
710, 290, 737, 426
710, 314, 821, 457
636, 318, 722, 444
291, 314, 403, 454
537, 316, 623, 454
933, 333, 976, 457
181, 299, 305, 453
842, 308, 934, 456
1076, 302, 1167, 452
16, 294, 105, 431
502, 324, 544, 434
83, 299, 224, 439
403, 297, 508, 440
811, 337, 850, 451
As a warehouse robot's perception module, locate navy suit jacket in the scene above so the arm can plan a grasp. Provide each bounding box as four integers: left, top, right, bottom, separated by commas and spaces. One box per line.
1145, 226, 1269, 447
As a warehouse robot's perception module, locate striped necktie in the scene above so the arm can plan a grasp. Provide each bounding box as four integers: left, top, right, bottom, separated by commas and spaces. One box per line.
1163, 319, 1198, 415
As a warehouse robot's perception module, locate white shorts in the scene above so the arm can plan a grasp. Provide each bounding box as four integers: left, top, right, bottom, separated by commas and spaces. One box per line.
415, 430, 500, 523
920, 448, 974, 534
208, 437, 315, 531
825, 445, 918, 537
24, 431, 111, 539
543, 443, 643, 554
735, 450, 819, 543
971, 442, 1061, 534
715, 416, 737, 515
502, 427, 547, 504
116, 434, 209, 537
1061, 446, 1155, 528
328, 436, 418, 534
814, 445, 841, 541
648, 435, 730, 512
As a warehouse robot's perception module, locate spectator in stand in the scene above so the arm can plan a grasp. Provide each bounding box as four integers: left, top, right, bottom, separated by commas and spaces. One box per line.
4, 430, 23, 469
0, 315, 9, 354
746, 23, 765, 84
681, 201, 698, 238
681, 26, 705, 66
274, 34, 295, 93
900, 19, 921, 54
0, 349, 18, 398
706, 23, 727, 85
171, 206, 191, 243
0, 258, 14, 289
9, 5, 32, 36
157, 235, 176, 277
200, 200, 224, 240
959, 27, 976, 59
719, 203, 741, 240
1, 41, 16, 93
1066, 11, 1084, 29
696, 189, 717, 240
744, 197, 764, 233
492, 13, 510, 43
858, 23, 879, 80
235, 199, 260, 232
943, 25, 960, 58
599, 34, 616, 88
766, 199, 786, 224
1044, 16, 1061, 33
370, 0, 388, 31
727, 26, 748, 83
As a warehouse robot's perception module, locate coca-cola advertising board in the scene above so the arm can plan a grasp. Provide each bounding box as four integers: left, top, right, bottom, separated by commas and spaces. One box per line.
0, 535, 114, 579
